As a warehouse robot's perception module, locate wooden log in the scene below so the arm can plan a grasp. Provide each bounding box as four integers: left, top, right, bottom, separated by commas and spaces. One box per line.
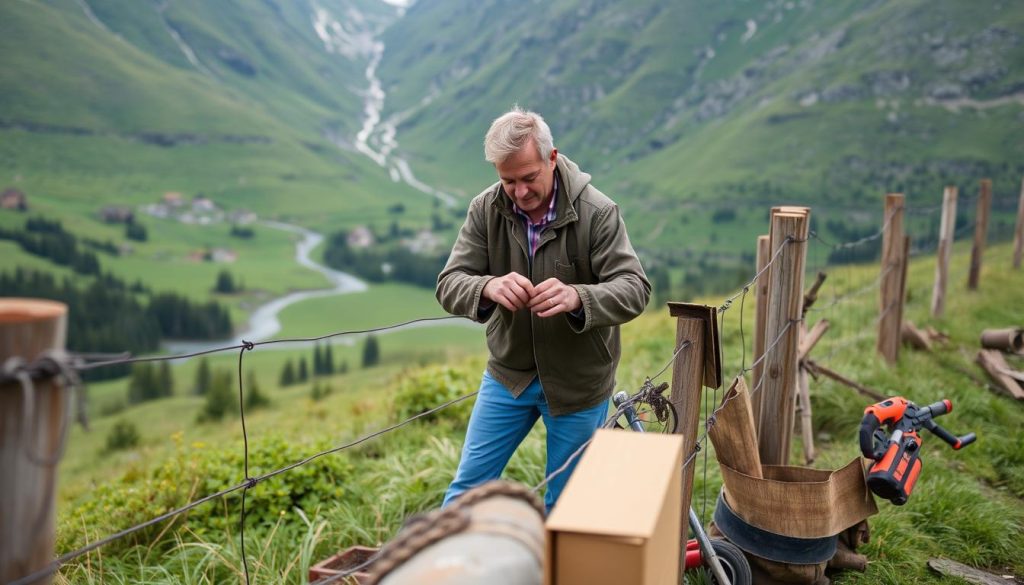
980, 328, 1024, 353
975, 350, 1024, 400
751, 234, 771, 426
928, 558, 1015, 585
804, 360, 886, 402
798, 319, 830, 363
797, 365, 815, 464
802, 272, 827, 316
1, 298, 68, 585
925, 326, 951, 344
967, 178, 992, 290
756, 208, 809, 466
877, 194, 906, 364
931, 186, 958, 317
1014, 176, 1024, 269
666, 309, 706, 553
901, 320, 932, 351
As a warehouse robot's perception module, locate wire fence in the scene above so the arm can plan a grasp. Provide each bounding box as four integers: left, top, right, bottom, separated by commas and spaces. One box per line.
6, 186, 1021, 584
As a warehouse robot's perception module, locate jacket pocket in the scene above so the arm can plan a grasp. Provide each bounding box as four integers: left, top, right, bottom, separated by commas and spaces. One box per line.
588, 329, 613, 363
554, 259, 578, 283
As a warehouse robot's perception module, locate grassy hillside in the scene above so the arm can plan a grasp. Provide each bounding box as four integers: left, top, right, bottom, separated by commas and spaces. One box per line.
377, 0, 1024, 254
45, 240, 1024, 584
0, 0, 457, 329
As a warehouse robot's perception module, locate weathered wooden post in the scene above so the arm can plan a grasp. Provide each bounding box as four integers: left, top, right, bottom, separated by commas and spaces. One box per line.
931, 186, 958, 317
751, 234, 771, 424
1, 298, 69, 585
877, 194, 905, 364
755, 207, 809, 466
967, 178, 992, 289
1013, 176, 1023, 269
666, 307, 704, 548
794, 273, 827, 466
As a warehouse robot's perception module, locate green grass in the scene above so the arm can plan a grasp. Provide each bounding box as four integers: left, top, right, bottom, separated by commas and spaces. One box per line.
273, 282, 453, 338
45, 239, 1024, 583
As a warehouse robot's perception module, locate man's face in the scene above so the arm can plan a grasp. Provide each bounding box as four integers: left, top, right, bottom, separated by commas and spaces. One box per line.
495, 139, 557, 221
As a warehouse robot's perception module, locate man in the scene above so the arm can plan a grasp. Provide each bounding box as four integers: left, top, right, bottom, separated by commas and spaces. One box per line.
436, 106, 650, 512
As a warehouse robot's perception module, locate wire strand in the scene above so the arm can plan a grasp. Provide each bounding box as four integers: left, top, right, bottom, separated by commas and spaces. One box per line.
8, 389, 479, 585
73, 316, 470, 372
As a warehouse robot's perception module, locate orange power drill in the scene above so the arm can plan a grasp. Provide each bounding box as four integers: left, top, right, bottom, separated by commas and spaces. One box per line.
859, 397, 976, 505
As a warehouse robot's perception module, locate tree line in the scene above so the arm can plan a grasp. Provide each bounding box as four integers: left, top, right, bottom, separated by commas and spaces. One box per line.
322, 229, 448, 289
278, 337, 378, 387
0, 268, 233, 380
0, 217, 103, 275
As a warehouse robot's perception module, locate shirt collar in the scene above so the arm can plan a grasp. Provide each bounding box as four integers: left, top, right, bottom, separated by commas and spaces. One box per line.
512, 170, 559, 226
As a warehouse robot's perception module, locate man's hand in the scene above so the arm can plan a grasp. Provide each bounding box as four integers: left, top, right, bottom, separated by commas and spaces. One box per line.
528, 278, 582, 318
482, 272, 535, 311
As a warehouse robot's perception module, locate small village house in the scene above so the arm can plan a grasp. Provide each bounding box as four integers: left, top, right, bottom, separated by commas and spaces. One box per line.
1, 188, 27, 211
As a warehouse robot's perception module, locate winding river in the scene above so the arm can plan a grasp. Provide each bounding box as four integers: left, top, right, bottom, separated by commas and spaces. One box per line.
166, 3, 464, 354
163, 222, 367, 354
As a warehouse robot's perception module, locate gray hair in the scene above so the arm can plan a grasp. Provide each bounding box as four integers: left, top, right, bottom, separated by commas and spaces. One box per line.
483, 106, 555, 164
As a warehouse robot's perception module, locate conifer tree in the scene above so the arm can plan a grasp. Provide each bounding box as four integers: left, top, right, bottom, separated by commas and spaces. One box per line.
362, 335, 380, 368
195, 357, 212, 395
245, 370, 269, 409
298, 357, 309, 382
313, 343, 323, 376
159, 361, 174, 397
198, 370, 234, 422
279, 359, 296, 387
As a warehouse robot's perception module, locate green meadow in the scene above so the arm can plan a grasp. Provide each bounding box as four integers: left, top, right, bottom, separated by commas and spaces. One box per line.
42, 240, 1024, 584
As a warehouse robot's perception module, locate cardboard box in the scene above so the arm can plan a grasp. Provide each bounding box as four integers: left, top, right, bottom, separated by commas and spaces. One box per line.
545, 429, 683, 585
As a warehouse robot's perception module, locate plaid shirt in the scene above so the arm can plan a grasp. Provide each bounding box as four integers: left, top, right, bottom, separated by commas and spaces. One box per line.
512, 174, 559, 257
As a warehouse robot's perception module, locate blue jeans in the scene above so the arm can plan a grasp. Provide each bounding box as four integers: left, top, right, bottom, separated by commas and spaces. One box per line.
442, 371, 609, 512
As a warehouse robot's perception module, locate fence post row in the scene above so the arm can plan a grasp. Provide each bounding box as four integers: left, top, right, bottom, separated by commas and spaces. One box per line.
1, 299, 69, 585
1013, 176, 1024, 270
931, 186, 958, 317
877, 194, 906, 364
666, 307, 706, 571
755, 207, 810, 466
967, 179, 992, 290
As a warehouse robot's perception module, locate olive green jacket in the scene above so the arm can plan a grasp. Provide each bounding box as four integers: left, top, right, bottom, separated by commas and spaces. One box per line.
436, 154, 650, 415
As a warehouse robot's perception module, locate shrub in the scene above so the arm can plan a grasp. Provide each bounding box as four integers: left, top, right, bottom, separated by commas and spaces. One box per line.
59, 434, 352, 555
392, 365, 477, 425
105, 420, 140, 452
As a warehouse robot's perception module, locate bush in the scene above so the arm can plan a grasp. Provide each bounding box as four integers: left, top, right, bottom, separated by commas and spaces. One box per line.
105, 420, 140, 452
59, 434, 353, 555
311, 382, 332, 402
197, 370, 235, 422
125, 221, 148, 242
392, 365, 477, 424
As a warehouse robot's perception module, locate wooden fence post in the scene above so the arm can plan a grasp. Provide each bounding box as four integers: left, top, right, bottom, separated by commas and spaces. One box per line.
931, 186, 958, 317
1, 298, 69, 585
1013, 176, 1023, 269
755, 208, 809, 466
967, 178, 992, 289
666, 306, 705, 558
877, 194, 906, 364
751, 234, 770, 425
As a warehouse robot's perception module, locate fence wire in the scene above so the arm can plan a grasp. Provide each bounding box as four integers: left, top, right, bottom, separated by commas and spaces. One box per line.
11, 192, 1015, 584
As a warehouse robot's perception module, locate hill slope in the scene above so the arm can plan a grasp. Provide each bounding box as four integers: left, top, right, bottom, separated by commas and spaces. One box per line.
376, 0, 1024, 251
0, 0, 433, 231
51, 241, 1024, 584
